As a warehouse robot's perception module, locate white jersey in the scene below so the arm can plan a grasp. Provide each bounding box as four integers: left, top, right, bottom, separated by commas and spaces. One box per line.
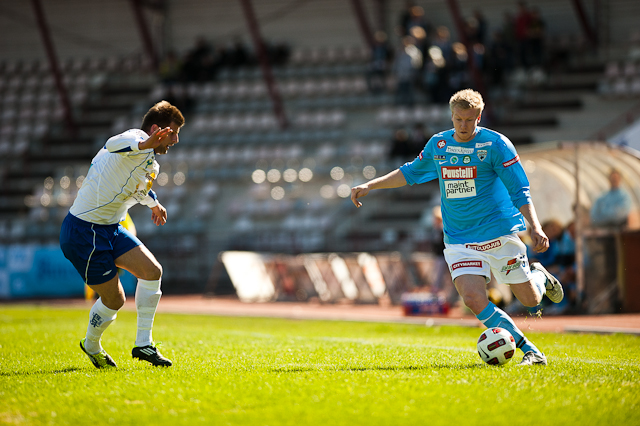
69, 129, 160, 225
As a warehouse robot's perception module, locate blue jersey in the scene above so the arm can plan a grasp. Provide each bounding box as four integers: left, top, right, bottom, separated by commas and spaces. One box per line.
399, 127, 531, 244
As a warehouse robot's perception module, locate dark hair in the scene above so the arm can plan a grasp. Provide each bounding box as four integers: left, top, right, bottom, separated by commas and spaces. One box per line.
141, 100, 185, 133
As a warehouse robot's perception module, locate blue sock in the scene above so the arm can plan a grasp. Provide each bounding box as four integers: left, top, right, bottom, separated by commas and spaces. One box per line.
530, 270, 547, 299
476, 302, 542, 355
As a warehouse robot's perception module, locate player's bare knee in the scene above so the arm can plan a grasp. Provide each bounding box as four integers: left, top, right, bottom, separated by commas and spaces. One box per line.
153, 262, 163, 279
143, 262, 162, 280
102, 293, 126, 310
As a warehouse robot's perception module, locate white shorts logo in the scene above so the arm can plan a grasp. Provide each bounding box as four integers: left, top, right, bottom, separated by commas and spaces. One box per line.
465, 240, 502, 251
444, 180, 476, 198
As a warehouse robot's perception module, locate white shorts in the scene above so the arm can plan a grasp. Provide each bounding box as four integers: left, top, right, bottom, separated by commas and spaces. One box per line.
443, 234, 532, 285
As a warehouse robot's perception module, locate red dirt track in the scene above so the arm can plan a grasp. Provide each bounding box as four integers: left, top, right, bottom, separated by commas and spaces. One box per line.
141, 296, 640, 335
13, 295, 640, 335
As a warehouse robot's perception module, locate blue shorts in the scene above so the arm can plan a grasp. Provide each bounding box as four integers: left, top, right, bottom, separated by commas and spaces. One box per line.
60, 213, 142, 285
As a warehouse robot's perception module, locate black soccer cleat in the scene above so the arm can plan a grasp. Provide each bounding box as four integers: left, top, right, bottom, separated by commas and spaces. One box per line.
80, 338, 117, 369
132, 343, 172, 367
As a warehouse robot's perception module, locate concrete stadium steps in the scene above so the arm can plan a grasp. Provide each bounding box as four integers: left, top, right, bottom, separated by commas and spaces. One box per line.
0, 195, 28, 215
0, 72, 155, 219
504, 90, 586, 111
492, 62, 608, 145
531, 96, 640, 143
494, 110, 559, 127
490, 125, 559, 146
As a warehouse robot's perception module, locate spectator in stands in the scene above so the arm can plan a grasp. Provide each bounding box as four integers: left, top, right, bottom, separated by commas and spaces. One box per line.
487, 30, 514, 87
265, 40, 291, 66
225, 37, 251, 68
448, 42, 471, 93
501, 10, 518, 66
515, 1, 532, 68
158, 50, 182, 84
406, 6, 431, 55
60, 101, 185, 369
398, 0, 417, 37
591, 168, 632, 228
389, 124, 425, 162
423, 26, 454, 104
409, 122, 428, 153
393, 36, 422, 106
389, 128, 411, 161
182, 36, 215, 81
471, 10, 488, 46
367, 31, 391, 94
527, 7, 546, 68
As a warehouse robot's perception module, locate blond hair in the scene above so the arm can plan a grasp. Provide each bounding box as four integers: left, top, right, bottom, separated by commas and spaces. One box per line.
449, 89, 485, 113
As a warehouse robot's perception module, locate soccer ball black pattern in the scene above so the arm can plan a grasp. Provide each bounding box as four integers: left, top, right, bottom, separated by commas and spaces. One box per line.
477, 327, 516, 365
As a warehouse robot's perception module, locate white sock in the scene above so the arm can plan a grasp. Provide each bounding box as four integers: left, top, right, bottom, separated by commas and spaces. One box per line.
84, 298, 118, 354
530, 270, 547, 299
135, 278, 162, 347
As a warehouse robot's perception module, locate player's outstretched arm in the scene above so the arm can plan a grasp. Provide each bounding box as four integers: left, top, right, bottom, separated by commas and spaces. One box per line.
150, 203, 167, 226
138, 127, 173, 151
351, 169, 407, 208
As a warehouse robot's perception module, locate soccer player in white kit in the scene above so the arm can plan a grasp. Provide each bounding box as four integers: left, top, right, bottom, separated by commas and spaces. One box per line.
351, 89, 564, 366
60, 101, 184, 368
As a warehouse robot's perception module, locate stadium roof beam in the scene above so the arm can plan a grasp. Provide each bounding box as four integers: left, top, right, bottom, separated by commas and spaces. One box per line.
129, 0, 160, 71
570, 0, 598, 46
239, 0, 288, 130
30, 0, 76, 137
350, 0, 375, 49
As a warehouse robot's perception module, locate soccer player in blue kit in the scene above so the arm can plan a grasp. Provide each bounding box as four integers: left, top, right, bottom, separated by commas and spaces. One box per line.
351, 89, 563, 365
60, 101, 184, 368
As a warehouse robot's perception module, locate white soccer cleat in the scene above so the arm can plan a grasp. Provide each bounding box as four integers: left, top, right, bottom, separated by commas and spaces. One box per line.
530, 262, 564, 303
518, 351, 547, 366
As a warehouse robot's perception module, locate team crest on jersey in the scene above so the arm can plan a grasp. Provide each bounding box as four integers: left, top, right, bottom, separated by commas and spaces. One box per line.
477, 150, 487, 161
437, 139, 447, 149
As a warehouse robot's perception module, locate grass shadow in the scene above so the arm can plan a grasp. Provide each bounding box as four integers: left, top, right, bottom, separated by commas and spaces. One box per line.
1, 367, 85, 377
269, 363, 483, 373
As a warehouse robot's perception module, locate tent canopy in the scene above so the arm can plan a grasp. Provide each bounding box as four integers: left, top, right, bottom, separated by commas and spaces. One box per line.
519, 141, 640, 229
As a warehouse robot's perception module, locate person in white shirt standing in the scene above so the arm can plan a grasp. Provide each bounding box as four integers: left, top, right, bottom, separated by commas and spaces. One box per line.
60, 100, 185, 368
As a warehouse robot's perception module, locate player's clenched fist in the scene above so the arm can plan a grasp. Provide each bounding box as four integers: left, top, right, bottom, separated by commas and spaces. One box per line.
351, 184, 370, 208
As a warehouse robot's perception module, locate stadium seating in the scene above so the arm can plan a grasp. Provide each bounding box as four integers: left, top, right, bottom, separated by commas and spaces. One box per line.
2, 27, 636, 294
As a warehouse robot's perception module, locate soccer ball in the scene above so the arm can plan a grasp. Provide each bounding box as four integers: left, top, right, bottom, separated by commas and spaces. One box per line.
477, 327, 516, 366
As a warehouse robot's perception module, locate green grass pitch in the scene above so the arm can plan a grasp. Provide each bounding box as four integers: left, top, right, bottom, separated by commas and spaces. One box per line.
1, 305, 639, 426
